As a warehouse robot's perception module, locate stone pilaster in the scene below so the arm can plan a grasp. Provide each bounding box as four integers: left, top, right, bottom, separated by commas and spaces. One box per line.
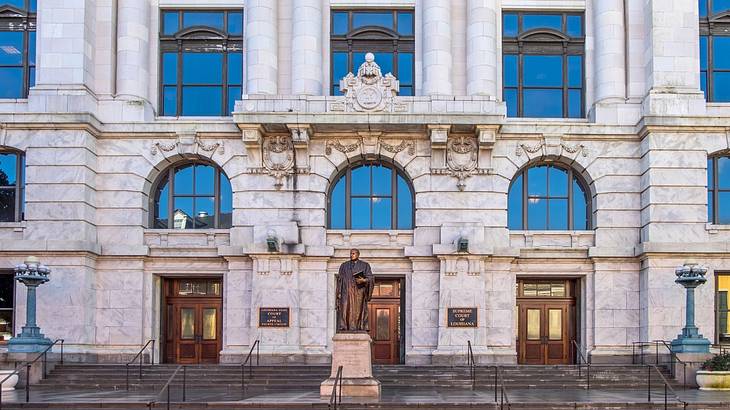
466, 0, 498, 97
246, 0, 279, 95
422, 0, 452, 95
291, 0, 323, 95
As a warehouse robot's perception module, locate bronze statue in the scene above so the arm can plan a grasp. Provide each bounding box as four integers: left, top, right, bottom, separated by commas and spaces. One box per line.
336, 249, 375, 332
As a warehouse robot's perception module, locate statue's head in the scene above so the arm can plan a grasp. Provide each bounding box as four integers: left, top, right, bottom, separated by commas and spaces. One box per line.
350, 248, 360, 261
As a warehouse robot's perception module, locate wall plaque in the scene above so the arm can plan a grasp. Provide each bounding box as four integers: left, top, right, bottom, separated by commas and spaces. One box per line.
258, 307, 290, 327
447, 308, 477, 327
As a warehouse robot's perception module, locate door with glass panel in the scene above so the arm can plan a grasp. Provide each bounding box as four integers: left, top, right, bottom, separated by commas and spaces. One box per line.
367, 278, 404, 364
163, 278, 222, 364
517, 280, 576, 365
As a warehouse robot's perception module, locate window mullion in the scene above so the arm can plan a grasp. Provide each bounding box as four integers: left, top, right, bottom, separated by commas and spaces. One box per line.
568, 169, 574, 230
214, 169, 220, 228
168, 169, 174, 229
15, 153, 21, 222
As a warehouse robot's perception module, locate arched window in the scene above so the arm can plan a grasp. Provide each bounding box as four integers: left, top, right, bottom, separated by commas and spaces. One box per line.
0, 150, 24, 222
508, 163, 590, 230
152, 161, 232, 229
708, 154, 730, 224
328, 162, 413, 230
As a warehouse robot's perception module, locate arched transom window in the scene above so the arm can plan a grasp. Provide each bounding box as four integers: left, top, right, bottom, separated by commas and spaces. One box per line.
153, 161, 232, 229
328, 162, 414, 230
708, 154, 730, 224
508, 163, 590, 230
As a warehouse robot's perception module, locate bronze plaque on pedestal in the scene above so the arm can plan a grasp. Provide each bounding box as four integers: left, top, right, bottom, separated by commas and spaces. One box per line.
447, 308, 477, 327
259, 307, 290, 327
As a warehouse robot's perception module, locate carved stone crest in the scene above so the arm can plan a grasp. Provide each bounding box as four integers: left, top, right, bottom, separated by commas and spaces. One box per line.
263, 135, 294, 189
337, 53, 406, 113
443, 136, 479, 191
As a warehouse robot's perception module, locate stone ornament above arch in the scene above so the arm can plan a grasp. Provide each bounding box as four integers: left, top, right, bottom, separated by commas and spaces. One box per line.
515, 134, 590, 159
150, 131, 225, 156
325, 136, 415, 158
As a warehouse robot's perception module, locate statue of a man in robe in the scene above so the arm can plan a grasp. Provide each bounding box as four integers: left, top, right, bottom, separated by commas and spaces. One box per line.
336, 249, 375, 332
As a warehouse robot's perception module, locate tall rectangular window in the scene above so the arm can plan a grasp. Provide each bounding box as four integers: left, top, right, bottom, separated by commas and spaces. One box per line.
0, 1, 36, 99
159, 10, 243, 116
0, 272, 14, 343
502, 11, 585, 118
330, 9, 414, 96
717, 273, 730, 345
699, 1, 730, 102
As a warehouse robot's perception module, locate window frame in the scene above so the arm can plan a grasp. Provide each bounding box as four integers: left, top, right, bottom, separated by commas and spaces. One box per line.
0, 1, 37, 99
502, 11, 586, 118
716, 271, 730, 345
0, 150, 24, 223
150, 159, 232, 230
327, 160, 415, 230
708, 154, 730, 224
699, 1, 730, 102
508, 162, 592, 231
330, 9, 415, 96
158, 9, 243, 117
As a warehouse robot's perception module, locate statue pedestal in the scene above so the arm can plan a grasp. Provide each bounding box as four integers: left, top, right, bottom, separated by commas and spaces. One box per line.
320, 333, 381, 398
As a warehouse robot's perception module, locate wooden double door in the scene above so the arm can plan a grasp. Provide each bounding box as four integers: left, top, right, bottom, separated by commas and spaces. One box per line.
367, 278, 404, 364
163, 278, 223, 364
517, 279, 577, 365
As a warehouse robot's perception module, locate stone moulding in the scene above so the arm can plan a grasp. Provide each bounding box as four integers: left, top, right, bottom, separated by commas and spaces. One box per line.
325, 138, 415, 157
515, 135, 590, 158
150, 135, 225, 156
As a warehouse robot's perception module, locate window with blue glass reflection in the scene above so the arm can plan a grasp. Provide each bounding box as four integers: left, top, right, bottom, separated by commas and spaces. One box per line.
330, 10, 414, 95
699, 1, 730, 102
507, 163, 590, 230
708, 154, 730, 224
153, 160, 233, 229
328, 162, 414, 230
0, 150, 24, 222
0, 1, 36, 99
160, 10, 243, 116
502, 11, 585, 118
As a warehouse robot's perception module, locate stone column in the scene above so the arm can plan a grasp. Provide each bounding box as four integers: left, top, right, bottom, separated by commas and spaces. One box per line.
291, 0, 323, 95
593, 0, 625, 103
246, 0, 279, 95
116, 0, 150, 101
422, 0, 452, 95
466, 0, 498, 97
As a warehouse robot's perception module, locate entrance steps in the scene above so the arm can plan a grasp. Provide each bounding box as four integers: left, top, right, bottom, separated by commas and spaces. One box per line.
38, 363, 676, 391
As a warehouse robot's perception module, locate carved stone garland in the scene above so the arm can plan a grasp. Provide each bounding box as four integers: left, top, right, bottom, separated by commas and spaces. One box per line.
515, 140, 589, 157
151, 136, 225, 156
325, 138, 415, 157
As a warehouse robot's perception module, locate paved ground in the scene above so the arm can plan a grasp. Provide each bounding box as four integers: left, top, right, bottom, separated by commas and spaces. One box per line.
2, 385, 730, 407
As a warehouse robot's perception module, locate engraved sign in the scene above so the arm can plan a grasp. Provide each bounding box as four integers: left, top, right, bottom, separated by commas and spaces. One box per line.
258, 307, 290, 327
447, 308, 477, 327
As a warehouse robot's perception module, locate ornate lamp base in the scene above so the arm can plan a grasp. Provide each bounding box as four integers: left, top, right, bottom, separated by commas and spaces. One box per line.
8, 326, 53, 353
670, 335, 710, 353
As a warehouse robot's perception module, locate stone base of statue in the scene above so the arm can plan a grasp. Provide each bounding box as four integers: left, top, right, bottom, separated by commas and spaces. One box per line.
320, 332, 381, 398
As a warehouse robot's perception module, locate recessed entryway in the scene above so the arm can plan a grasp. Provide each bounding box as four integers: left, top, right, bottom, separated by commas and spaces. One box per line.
162, 278, 223, 364
368, 278, 405, 365
516, 279, 577, 365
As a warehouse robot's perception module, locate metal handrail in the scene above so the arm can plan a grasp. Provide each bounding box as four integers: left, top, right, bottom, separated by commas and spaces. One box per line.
633, 339, 692, 389
655, 339, 688, 389
328, 365, 343, 410
466, 340, 475, 389
147, 364, 185, 410
240, 339, 260, 395
0, 338, 64, 408
648, 364, 688, 410
497, 366, 511, 410
571, 339, 591, 389
126, 339, 155, 390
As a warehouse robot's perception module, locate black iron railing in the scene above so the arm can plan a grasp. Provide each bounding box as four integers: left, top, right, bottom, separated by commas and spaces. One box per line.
147, 364, 185, 410
126, 339, 155, 390
572, 339, 591, 389
466, 340, 475, 389
496, 366, 510, 410
328, 365, 343, 410
240, 339, 260, 396
633, 339, 699, 389
648, 364, 688, 410
0, 338, 64, 408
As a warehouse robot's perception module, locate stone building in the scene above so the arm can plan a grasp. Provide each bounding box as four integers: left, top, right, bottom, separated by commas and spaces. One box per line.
0, 0, 728, 366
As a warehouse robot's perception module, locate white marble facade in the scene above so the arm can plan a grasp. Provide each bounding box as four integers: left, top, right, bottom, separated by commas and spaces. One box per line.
0, 0, 728, 364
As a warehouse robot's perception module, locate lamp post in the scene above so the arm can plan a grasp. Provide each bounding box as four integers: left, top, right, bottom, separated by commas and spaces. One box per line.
670, 263, 711, 353
8, 256, 53, 352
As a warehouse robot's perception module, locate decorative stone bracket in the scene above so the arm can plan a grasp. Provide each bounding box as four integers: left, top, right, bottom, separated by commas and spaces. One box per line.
429, 125, 496, 191
515, 134, 590, 158
151, 132, 225, 156
241, 125, 310, 190
442, 257, 483, 276
254, 256, 298, 276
